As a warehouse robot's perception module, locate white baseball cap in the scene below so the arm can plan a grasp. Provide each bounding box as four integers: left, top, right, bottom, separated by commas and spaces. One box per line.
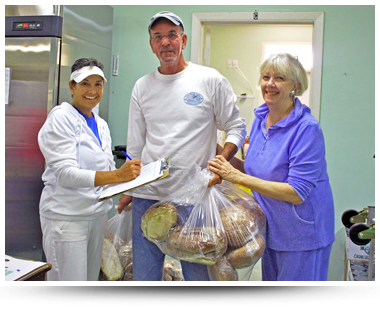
148, 11, 184, 33
70, 66, 107, 83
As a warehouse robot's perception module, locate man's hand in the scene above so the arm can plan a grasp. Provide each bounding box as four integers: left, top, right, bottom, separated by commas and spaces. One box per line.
208, 172, 222, 187
117, 194, 132, 214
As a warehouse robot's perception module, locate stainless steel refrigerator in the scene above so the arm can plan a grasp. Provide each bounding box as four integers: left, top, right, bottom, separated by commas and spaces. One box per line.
5, 5, 114, 261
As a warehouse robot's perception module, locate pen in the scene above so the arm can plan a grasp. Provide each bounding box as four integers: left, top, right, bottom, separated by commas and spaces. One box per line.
122, 151, 132, 160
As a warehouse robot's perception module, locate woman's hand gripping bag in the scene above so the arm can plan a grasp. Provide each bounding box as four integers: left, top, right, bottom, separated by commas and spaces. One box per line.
141, 167, 228, 266
207, 181, 266, 281
99, 206, 133, 281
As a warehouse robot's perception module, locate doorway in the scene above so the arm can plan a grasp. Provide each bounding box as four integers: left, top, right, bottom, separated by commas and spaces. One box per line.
201, 23, 313, 134
190, 11, 324, 122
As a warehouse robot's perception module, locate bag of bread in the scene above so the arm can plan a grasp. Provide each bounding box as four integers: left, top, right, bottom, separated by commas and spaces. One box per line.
100, 205, 185, 281
141, 167, 228, 266
140, 166, 266, 281
163, 258, 184, 281
99, 207, 133, 281
208, 181, 266, 281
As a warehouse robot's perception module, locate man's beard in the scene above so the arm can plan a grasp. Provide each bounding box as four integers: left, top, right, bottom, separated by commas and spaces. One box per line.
159, 47, 178, 64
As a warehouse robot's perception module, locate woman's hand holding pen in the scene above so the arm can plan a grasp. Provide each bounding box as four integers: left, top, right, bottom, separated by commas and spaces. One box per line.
94, 158, 141, 187
116, 159, 142, 183
117, 151, 141, 182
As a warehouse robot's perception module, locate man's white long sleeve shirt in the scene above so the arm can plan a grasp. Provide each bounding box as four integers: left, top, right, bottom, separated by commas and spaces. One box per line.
127, 62, 246, 200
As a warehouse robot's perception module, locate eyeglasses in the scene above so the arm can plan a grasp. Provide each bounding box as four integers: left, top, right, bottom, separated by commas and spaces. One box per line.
151, 32, 183, 43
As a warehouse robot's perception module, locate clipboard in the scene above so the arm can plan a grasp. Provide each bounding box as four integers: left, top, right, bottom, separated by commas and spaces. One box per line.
98, 158, 170, 202
5, 255, 52, 281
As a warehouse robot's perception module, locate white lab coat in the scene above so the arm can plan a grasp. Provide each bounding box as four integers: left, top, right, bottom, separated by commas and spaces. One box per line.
38, 102, 115, 221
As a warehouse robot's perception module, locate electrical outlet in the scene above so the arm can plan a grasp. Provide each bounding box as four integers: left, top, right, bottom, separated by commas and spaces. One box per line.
227, 60, 232, 68
232, 60, 238, 68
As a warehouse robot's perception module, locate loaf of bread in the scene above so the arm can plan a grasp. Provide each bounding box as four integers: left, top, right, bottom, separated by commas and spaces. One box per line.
216, 183, 266, 233
163, 260, 183, 281
141, 202, 179, 242
118, 240, 133, 273
122, 272, 133, 281
100, 238, 124, 281
105, 233, 125, 252
163, 241, 220, 265
162, 226, 227, 265
209, 255, 238, 281
220, 201, 258, 248
244, 198, 266, 232
167, 226, 227, 255
227, 234, 265, 269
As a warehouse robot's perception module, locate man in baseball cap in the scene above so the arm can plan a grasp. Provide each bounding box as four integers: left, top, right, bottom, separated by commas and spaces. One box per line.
118, 11, 246, 282
148, 11, 184, 33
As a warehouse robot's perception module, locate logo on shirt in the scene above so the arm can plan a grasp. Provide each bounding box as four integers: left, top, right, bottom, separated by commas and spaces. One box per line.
184, 92, 203, 106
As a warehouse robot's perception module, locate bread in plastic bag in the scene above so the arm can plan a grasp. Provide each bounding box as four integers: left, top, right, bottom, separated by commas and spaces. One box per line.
141, 167, 228, 265
163, 259, 184, 281
100, 238, 124, 281
216, 181, 266, 233
99, 207, 133, 281
209, 181, 266, 281
141, 202, 178, 243
140, 166, 266, 280
208, 255, 238, 281
99, 205, 184, 281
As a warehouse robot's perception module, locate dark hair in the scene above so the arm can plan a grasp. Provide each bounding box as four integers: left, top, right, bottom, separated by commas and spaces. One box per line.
70, 58, 104, 85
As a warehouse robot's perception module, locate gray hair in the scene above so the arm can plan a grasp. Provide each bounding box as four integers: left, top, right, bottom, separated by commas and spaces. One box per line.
258, 53, 308, 96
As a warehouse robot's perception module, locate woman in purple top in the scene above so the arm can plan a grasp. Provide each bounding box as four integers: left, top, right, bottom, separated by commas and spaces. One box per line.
208, 53, 334, 281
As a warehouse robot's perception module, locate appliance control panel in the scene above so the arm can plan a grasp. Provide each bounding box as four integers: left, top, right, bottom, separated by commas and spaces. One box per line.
12, 21, 43, 31
5, 15, 62, 38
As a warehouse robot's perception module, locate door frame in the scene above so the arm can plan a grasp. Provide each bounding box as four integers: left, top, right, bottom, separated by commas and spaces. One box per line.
190, 11, 324, 121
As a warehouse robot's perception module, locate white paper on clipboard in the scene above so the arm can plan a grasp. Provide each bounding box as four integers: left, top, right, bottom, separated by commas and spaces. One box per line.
98, 158, 170, 201
5, 255, 47, 281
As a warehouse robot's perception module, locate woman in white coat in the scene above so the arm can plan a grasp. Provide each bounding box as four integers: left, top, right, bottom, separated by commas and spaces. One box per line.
38, 58, 141, 281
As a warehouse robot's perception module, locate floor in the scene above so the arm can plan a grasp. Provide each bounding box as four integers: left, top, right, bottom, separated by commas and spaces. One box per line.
237, 259, 261, 281
248, 259, 262, 281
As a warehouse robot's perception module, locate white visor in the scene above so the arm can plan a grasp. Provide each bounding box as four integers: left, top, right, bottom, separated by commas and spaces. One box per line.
70, 66, 107, 83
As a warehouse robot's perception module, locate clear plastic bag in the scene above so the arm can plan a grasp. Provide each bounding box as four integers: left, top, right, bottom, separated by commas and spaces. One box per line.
99, 207, 133, 281
163, 257, 184, 281
140, 166, 266, 281
141, 167, 227, 265
99, 206, 185, 281
208, 181, 266, 281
